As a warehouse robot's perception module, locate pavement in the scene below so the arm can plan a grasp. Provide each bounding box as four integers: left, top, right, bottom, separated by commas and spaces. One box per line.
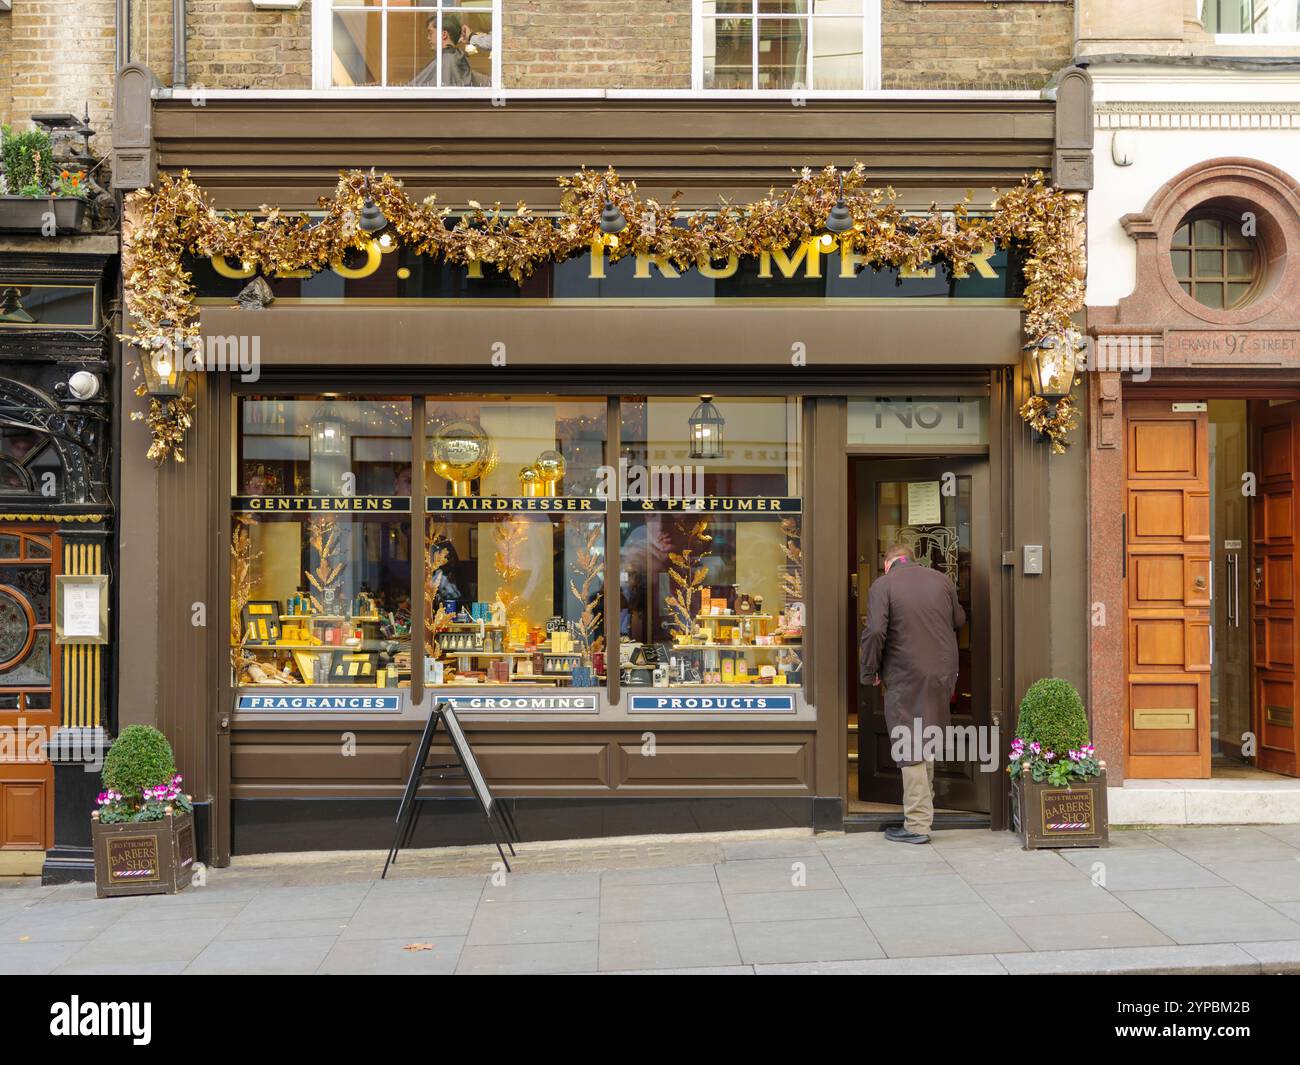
3, 824, 1300, 974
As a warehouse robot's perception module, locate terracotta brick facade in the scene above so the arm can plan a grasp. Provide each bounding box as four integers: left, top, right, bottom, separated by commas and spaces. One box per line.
882, 0, 1074, 91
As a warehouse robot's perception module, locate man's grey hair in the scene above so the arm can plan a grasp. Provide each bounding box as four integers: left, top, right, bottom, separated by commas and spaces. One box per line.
884, 543, 913, 565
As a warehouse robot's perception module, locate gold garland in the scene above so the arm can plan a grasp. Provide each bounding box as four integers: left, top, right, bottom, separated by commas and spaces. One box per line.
1019, 394, 1081, 455
121, 164, 1086, 461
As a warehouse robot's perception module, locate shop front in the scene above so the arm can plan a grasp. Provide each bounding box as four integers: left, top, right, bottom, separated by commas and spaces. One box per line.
113, 72, 1093, 865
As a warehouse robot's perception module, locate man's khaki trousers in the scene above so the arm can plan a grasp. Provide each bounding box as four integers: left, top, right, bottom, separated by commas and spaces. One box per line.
900, 760, 936, 835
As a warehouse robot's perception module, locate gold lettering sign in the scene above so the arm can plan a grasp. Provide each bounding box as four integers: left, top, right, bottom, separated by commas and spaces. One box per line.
425, 496, 604, 513
1039, 788, 1095, 835
107, 835, 161, 883
232, 496, 408, 513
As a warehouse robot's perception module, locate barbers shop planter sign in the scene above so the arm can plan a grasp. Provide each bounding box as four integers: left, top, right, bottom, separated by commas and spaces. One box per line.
1007, 678, 1109, 850
91, 725, 197, 898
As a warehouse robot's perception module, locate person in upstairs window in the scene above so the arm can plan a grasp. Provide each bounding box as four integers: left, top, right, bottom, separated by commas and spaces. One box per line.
410, 14, 492, 88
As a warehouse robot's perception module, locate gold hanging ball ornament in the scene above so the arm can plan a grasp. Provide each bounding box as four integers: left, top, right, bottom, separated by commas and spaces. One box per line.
535, 450, 565, 497
431, 421, 495, 497
518, 464, 541, 497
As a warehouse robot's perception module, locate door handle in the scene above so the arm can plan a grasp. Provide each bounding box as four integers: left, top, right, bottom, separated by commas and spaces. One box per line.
1226, 552, 1239, 627
850, 572, 858, 599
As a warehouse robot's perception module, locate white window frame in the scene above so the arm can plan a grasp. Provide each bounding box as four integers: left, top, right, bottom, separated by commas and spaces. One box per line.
1203, 0, 1300, 41
691, 0, 881, 93
312, 0, 502, 91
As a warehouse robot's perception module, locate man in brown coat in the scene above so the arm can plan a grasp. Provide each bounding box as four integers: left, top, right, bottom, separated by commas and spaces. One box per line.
859, 543, 966, 844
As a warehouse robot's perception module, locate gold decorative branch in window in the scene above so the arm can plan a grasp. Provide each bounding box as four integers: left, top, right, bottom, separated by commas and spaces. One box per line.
666, 519, 711, 641
306, 517, 344, 614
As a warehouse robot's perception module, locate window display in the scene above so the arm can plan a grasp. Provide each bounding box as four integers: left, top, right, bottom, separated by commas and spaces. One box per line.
231, 397, 413, 688
229, 391, 806, 700
424, 397, 607, 688
618, 396, 803, 689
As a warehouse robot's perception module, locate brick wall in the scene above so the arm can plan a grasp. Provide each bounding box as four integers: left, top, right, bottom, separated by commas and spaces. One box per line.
186, 0, 312, 90
2, 0, 116, 148
882, 0, 1074, 90
502, 0, 691, 89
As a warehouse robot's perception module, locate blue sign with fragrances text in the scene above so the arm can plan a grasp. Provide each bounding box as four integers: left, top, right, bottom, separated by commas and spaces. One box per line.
237, 693, 402, 712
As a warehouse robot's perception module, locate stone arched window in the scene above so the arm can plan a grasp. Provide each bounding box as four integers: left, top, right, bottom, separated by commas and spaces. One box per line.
1119, 157, 1300, 328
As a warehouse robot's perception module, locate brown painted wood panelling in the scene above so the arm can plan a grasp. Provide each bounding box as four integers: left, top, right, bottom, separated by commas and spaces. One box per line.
1251, 401, 1300, 776
229, 726, 814, 798
149, 98, 1057, 204
1124, 398, 1211, 778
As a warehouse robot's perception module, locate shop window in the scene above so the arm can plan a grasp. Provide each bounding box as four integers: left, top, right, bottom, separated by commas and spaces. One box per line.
232, 397, 413, 688
424, 397, 608, 689
318, 0, 499, 89
1171, 211, 1261, 311
618, 397, 803, 688
697, 1, 879, 91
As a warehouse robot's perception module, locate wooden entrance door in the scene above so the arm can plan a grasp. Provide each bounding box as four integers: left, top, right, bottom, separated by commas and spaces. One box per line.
0, 528, 59, 860
1124, 400, 1211, 778
851, 457, 991, 812
1250, 401, 1300, 777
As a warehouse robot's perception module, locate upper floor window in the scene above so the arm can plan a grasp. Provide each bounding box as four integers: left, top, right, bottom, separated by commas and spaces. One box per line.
316, 0, 500, 89
695, 1, 880, 90
1203, 0, 1300, 35
1171, 211, 1261, 310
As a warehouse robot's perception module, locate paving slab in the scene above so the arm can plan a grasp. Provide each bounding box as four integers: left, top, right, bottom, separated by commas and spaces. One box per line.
456, 940, 599, 975
970, 878, 1131, 918
841, 872, 984, 910
715, 855, 840, 894
1003, 911, 1173, 951
600, 881, 728, 923
600, 864, 718, 887
185, 935, 338, 975
1236, 939, 1300, 974
318, 936, 463, 975
466, 898, 599, 947
755, 953, 1008, 975
0, 940, 86, 975
724, 887, 861, 923
1114, 885, 1300, 944
598, 917, 741, 971
732, 917, 884, 965
861, 902, 1030, 959
1060, 848, 1231, 891
997, 942, 1263, 975
1196, 857, 1300, 903
479, 872, 599, 903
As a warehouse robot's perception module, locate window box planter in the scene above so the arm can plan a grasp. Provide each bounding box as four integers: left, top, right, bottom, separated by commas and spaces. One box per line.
0, 195, 88, 233
91, 808, 196, 898
1011, 765, 1109, 850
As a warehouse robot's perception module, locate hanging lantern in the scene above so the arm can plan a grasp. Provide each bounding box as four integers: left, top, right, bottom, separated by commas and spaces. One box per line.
139, 320, 185, 400
1026, 330, 1085, 418
688, 395, 725, 461
310, 400, 348, 457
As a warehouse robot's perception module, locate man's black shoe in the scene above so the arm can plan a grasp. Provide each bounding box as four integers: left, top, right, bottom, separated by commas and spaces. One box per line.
884, 825, 930, 845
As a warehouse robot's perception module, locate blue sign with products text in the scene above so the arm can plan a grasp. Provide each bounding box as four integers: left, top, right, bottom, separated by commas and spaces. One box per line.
628, 694, 796, 713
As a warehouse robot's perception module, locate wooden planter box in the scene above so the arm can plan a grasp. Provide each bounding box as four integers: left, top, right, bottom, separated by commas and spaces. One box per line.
1011, 768, 1109, 850
0, 195, 88, 233
92, 809, 196, 898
